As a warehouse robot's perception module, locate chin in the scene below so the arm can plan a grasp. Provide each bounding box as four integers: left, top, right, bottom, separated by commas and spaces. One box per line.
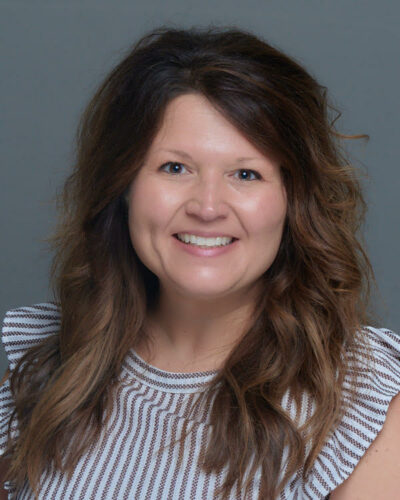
176, 283, 238, 299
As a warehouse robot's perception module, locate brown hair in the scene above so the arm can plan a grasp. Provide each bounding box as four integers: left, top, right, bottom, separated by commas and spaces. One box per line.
4, 25, 376, 499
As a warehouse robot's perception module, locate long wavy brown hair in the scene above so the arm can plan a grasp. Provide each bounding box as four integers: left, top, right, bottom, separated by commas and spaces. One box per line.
4, 25, 377, 499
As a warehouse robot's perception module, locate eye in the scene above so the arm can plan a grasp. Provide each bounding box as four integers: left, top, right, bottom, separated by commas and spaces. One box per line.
159, 162, 187, 175
234, 169, 261, 181
159, 162, 261, 181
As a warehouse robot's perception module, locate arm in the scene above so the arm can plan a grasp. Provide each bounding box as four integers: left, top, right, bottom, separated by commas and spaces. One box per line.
330, 391, 400, 500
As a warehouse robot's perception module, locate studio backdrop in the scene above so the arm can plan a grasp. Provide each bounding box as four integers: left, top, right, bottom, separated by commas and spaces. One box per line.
1, 0, 399, 373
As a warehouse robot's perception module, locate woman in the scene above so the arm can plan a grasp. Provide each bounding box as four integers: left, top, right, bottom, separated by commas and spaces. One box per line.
0, 25, 399, 499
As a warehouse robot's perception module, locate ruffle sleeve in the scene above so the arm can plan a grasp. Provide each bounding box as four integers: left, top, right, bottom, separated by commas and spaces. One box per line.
292, 325, 400, 499
0, 303, 61, 456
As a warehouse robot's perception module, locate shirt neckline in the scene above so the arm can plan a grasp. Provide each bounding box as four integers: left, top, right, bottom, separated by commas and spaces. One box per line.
121, 348, 220, 393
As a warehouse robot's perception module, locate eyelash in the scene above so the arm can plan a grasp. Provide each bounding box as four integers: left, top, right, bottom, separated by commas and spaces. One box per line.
159, 162, 261, 181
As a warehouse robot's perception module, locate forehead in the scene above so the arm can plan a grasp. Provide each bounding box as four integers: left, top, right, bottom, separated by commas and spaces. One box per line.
147, 93, 271, 162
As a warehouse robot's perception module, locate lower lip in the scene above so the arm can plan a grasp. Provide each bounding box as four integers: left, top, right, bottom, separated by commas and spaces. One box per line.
173, 235, 239, 257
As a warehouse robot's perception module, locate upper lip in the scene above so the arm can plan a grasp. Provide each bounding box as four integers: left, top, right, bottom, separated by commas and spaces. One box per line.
174, 230, 238, 239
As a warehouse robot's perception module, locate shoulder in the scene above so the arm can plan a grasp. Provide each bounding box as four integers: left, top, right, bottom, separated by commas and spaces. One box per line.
1, 302, 61, 372
0, 302, 61, 457
291, 325, 400, 498
330, 390, 400, 499
326, 325, 400, 498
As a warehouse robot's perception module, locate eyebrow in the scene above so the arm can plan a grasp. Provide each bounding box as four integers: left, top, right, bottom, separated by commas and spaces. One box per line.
156, 148, 260, 163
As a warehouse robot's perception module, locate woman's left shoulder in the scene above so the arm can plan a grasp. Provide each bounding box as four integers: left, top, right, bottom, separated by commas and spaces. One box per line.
327, 325, 400, 499
354, 324, 400, 389
329, 389, 400, 499
295, 325, 400, 499
358, 324, 400, 360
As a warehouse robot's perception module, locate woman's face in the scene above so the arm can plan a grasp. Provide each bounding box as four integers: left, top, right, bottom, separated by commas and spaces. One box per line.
127, 93, 287, 302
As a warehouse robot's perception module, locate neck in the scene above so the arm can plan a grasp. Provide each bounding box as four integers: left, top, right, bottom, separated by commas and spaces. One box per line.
140, 283, 260, 370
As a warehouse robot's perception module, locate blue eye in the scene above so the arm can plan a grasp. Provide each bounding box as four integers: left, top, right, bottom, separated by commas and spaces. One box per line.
234, 169, 261, 181
160, 162, 187, 174
160, 162, 261, 181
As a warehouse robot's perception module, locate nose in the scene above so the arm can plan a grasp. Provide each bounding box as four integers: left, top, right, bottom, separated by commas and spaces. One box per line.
184, 173, 229, 221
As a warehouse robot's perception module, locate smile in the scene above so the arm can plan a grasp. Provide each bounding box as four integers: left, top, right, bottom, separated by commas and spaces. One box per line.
174, 233, 236, 248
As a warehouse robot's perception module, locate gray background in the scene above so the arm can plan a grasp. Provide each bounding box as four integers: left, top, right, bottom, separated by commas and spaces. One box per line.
1, 0, 399, 373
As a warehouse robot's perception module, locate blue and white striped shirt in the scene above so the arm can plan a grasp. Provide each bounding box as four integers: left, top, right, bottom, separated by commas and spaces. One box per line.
1, 303, 399, 499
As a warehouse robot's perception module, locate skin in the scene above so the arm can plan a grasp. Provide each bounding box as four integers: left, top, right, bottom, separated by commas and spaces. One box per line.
127, 93, 287, 371
330, 391, 400, 499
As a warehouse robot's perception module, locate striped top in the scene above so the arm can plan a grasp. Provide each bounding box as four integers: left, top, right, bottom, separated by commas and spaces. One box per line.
1, 303, 399, 499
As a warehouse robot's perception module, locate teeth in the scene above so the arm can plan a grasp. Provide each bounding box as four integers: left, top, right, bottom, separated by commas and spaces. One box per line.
176, 233, 233, 247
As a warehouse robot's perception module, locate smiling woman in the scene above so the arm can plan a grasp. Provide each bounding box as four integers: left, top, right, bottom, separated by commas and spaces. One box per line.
126, 93, 288, 373
0, 25, 399, 500
127, 93, 287, 356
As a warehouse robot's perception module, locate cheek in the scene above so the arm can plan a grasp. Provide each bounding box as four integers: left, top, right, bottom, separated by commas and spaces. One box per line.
245, 189, 287, 237
127, 179, 177, 240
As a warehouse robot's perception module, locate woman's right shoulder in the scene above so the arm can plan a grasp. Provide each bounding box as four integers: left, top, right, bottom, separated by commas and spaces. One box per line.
1, 302, 61, 372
